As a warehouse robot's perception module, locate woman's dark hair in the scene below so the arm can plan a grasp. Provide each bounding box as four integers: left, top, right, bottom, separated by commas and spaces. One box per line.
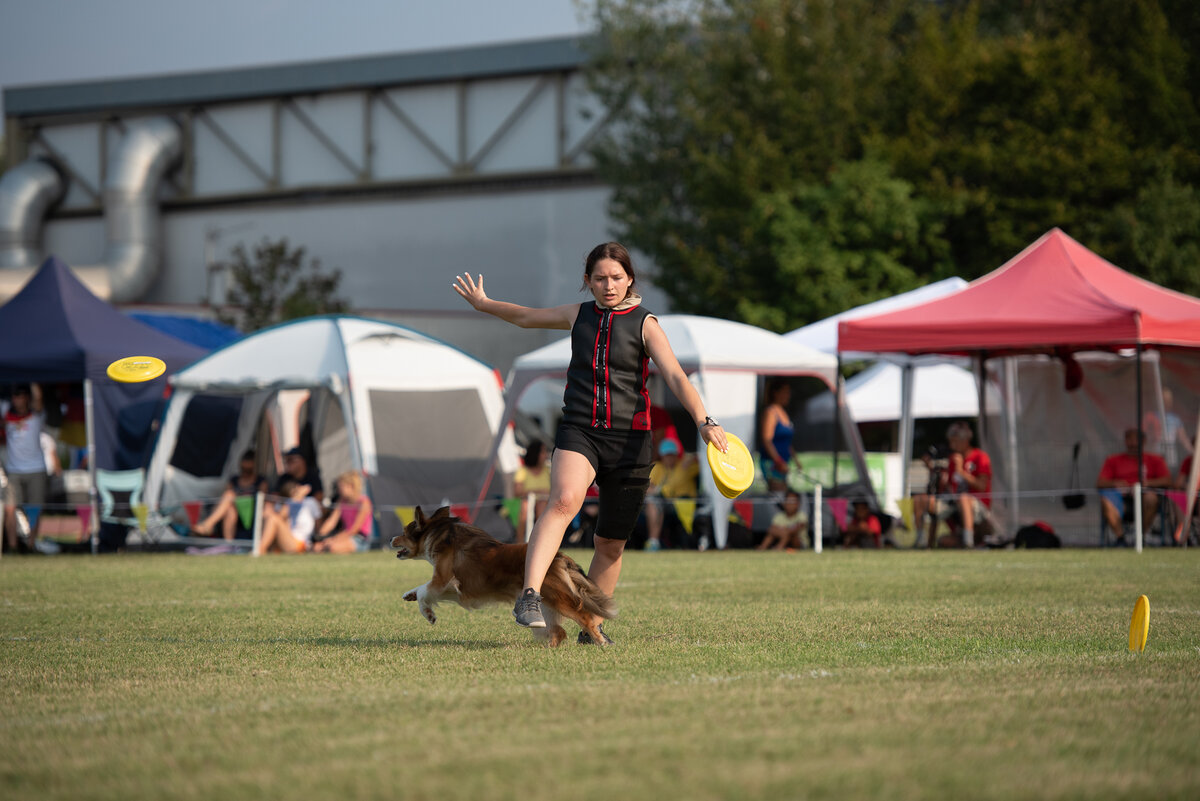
523, 440, 545, 468
581, 242, 636, 291
766, 378, 789, 403
240, 449, 257, 462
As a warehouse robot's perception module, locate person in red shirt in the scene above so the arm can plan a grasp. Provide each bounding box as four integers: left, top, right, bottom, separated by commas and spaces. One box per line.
1097, 428, 1171, 545
914, 421, 992, 547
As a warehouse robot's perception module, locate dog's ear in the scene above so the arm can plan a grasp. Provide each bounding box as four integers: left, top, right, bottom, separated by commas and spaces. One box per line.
413, 506, 426, 527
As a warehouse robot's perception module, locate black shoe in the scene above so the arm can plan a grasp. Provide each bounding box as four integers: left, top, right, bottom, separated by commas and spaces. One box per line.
512, 588, 546, 628
577, 624, 613, 645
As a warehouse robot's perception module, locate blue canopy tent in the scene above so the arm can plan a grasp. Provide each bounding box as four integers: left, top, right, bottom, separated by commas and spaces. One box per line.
129, 313, 242, 351
0, 257, 206, 550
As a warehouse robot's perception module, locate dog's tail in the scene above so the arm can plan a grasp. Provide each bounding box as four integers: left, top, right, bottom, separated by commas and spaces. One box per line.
552, 555, 617, 620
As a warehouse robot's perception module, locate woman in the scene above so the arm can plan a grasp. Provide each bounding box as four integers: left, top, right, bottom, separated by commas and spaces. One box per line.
312, 471, 374, 553
513, 440, 551, 544
194, 449, 268, 540
454, 242, 727, 643
759, 379, 794, 492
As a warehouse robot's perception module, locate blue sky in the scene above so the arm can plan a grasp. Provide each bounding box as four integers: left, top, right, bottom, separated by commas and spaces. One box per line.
0, 0, 592, 120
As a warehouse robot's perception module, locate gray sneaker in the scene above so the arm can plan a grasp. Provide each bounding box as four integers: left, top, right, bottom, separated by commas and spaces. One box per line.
577, 624, 613, 645
512, 588, 546, 628
32, 538, 61, 555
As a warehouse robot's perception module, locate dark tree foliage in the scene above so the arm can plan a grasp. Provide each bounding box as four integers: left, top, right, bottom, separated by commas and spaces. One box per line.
586, 0, 1200, 328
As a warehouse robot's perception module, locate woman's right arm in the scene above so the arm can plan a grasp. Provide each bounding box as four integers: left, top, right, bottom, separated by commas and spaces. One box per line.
453, 273, 576, 330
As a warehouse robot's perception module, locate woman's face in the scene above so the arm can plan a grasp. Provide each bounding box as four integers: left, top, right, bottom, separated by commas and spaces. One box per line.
585, 258, 633, 307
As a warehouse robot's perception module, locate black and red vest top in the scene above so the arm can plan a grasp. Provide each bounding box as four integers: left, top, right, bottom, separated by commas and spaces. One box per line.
561, 301, 654, 431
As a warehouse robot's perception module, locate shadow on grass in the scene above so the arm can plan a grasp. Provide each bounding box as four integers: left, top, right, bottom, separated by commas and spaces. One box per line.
136, 634, 510, 650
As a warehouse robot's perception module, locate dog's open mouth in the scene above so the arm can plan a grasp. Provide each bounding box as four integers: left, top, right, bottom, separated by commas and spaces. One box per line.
394, 547, 410, 559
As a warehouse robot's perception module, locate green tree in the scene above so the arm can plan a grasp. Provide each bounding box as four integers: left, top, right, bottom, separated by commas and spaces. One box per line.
587, 0, 1200, 327
211, 238, 349, 332
744, 158, 946, 331
588, 0, 915, 326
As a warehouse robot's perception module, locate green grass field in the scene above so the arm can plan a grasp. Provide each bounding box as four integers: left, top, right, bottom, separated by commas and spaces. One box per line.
2, 548, 1198, 801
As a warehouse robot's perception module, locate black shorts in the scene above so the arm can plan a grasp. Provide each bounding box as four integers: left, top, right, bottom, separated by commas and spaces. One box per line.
555, 423, 653, 541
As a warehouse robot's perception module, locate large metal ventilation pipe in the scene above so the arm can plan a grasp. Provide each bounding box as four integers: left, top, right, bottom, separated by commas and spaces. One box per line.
0, 158, 65, 268
0, 117, 182, 302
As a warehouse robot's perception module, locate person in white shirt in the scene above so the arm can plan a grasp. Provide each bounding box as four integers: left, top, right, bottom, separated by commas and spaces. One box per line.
3, 384, 58, 554
255, 476, 323, 555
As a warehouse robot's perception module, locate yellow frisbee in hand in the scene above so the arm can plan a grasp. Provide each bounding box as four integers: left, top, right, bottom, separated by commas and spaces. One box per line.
1128, 594, 1150, 653
106, 356, 166, 383
707, 433, 754, 499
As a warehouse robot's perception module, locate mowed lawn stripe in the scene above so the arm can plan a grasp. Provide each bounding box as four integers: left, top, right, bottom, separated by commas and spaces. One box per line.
2, 549, 1197, 801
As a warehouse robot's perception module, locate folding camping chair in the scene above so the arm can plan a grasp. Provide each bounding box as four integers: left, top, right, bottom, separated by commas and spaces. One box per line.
95, 468, 172, 546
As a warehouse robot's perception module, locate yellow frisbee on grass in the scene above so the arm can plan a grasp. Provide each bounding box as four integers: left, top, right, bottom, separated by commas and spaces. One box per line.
1128, 594, 1150, 653
106, 356, 166, 383
707, 433, 754, 499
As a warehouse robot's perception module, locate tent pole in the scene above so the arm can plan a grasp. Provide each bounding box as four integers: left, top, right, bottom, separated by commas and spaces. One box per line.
898, 363, 914, 502
1135, 344, 1144, 546
1005, 358, 1020, 536
833, 354, 842, 490
85, 378, 99, 555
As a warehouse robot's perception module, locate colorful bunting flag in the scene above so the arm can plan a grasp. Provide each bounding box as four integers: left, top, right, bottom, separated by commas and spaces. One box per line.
450, 504, 471, 523
501, 497, 523, 524
183, 500, 202, 529
733, 499, 754, 527
21, 504, 40, 532
133, 503, 148, 532
672, 498, 696, 534
896, 497, 915, 534
76, 504, 92, 536
826, 498, 849, 531
394, 506, 415, 527
234, 495, 255, 530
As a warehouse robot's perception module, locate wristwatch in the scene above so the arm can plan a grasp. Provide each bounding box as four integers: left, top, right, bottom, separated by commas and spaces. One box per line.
700, 416, 719, 428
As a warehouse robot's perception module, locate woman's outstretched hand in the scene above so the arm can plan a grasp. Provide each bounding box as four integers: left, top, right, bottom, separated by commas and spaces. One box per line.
700, 422, 728, 454
453, 273, 487, 310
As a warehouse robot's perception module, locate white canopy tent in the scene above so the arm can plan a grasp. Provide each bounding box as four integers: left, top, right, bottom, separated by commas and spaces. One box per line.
145, 316, 519, 524
478, 314, 867, 548
805, 361, 1001, 423
785, 278, 972, 500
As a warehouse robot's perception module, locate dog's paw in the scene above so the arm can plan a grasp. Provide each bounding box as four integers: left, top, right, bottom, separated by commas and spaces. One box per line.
403, 590, 418, 602
420, 605, 437, 625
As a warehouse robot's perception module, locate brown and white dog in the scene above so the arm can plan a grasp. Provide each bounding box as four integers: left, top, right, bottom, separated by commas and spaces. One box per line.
391, 506, 616, 646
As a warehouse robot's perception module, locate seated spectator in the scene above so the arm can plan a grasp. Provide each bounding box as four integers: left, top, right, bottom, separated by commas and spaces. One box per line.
843, 499, 882, 548
513, 440, 551, 544
644, 438, 699, 550
913, 421, 992, 548
1098, 428, 1171, 545
312, 471, 373, 553
276, 446, 324, 502
756, 490, 808, 551
194, 449, 268, 539
255, 477, 322, 555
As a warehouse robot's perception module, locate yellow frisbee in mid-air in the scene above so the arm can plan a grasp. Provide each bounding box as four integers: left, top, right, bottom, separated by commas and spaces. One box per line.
106, 356, 166, 383
1128, 594, 1150, 653
707, 432, 754, 499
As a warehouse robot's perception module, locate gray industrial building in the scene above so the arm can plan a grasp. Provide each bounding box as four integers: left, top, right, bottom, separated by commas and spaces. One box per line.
0, 35, 666, 372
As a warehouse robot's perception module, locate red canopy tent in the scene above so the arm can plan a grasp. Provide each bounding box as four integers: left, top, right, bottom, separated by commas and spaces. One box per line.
838, 228, 1200, 356
837, 228, 1200, 546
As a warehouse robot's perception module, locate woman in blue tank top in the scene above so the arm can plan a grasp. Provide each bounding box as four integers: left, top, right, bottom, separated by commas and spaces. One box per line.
760, 379, 795, 492
454, 242, 728, 642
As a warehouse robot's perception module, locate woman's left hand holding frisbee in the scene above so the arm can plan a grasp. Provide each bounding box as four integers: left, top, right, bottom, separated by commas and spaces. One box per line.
700, 420, 728, 453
